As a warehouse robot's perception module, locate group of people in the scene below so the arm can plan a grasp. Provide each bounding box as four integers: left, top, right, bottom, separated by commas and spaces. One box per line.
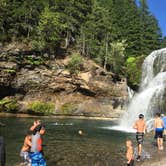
20, 120, 46, 166
126, 113, 166, 166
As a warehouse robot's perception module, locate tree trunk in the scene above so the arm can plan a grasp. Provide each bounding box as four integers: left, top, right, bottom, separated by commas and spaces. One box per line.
65, 29, 70, 49
82, 31, 86, 56
104, 33, 109, 71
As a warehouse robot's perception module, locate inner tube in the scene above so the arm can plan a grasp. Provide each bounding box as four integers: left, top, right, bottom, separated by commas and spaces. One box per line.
0, 136, 6, 166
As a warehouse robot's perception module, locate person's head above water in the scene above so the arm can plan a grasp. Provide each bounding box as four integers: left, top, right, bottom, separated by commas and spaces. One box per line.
139, 114, 144, 119
156, 112, 161, 117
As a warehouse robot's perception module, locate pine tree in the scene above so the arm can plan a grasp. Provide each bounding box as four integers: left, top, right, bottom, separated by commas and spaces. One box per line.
54, 0, 93, 49
161, 37, 166, 48
32, 6, 66, 52
139, 0, 162, 55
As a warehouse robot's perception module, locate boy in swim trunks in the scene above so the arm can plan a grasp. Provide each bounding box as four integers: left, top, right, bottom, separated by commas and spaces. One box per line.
20, 131, 32, 166
154, 113, 164, 150
133, 114, 146, 161
126, 140, 134, 166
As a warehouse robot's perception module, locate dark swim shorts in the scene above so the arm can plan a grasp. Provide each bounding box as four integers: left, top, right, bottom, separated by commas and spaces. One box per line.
127, 159, 134, 166
155, 128, 163, 138
136, 132, 144, 144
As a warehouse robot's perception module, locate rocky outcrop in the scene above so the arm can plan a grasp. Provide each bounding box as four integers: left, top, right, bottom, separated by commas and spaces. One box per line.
0, 49, 128, 117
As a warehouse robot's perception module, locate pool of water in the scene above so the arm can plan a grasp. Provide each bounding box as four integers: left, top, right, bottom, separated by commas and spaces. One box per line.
0, 117, 136, 166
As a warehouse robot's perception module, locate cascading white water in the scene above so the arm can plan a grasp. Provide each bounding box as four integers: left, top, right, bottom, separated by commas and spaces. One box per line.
111, 48, 166, 132
127, 86, 134, 100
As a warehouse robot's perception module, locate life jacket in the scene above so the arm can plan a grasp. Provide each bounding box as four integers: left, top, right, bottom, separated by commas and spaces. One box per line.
31, 132, 42, 153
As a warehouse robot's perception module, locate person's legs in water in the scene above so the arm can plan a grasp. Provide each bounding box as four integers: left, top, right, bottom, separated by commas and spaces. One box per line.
159, 137, 163, 150
136, 132, 144, 161
156, 129, 163, 150
136, 143, 142, 161
127, 159, 134, 166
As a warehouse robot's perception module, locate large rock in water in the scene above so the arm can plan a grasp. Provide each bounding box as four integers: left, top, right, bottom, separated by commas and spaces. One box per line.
0, 52, 128, 117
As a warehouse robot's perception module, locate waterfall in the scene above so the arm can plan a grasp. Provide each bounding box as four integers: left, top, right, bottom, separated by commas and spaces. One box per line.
113, 48, 166, 132
127, 86, 134, 100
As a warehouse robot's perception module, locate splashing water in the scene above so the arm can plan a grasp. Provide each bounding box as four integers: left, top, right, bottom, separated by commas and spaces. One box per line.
114, 48, 166, 132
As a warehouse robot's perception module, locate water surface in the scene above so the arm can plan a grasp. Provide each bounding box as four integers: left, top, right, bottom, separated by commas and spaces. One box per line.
0, 117, 136, 166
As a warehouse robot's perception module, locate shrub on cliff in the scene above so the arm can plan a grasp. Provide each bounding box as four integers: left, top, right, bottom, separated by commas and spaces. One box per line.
0, 98, 18, 113
28, 101, 55, 115
60, 103, 77, 115
125, 55, 145, 90
67, 54, 83, 74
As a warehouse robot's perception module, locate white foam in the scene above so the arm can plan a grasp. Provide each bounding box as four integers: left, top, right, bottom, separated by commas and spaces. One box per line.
101, 125, 136, 133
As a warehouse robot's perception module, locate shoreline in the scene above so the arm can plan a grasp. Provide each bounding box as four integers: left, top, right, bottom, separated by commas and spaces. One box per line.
0, 112, 119, 121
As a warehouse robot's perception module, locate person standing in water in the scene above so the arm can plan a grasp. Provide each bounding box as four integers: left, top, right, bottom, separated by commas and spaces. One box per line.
20, 131, 32, 166
126, 140, 134, 166
154, 113, 164, 150
30, 125, 46, 166
133, 114, 146, 161
161, 114, 166, 141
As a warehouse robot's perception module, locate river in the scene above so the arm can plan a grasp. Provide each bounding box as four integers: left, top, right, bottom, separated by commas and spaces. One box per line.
0, 117, 141, 166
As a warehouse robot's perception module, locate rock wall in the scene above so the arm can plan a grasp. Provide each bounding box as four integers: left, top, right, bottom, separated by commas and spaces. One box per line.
0, 49, 128, 117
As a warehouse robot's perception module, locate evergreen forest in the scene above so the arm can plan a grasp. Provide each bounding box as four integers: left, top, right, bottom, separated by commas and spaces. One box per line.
0, 0, 166, 89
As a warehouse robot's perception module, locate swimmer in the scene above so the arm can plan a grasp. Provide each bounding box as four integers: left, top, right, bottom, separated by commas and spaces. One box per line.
154, 113, 164, 150
78, 130, 84, 136
133, 114, 146, 161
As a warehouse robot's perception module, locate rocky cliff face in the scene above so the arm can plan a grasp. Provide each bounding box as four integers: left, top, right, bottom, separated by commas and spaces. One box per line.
0, 44, 128, 117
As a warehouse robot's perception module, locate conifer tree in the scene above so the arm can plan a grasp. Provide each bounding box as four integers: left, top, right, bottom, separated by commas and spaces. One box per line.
139, 0, 162, 55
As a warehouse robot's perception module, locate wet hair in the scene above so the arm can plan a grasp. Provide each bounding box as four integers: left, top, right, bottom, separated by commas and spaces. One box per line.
33, 124, 42, 135
139, 114, 144, 119
156, 112, 161, 117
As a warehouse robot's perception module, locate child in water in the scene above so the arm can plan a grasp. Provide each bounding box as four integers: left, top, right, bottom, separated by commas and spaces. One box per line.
126, 140, 134, 166
20, 131, 32, 166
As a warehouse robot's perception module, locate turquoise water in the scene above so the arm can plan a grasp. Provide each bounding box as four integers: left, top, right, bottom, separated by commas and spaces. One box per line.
0, 117, 135, 166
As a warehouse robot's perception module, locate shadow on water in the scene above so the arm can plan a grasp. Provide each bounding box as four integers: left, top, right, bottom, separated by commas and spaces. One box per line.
0, 117, 136, 166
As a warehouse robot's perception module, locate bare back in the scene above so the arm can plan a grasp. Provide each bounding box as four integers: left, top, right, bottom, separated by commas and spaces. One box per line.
133, 119, 146, 133
155, 118, 163, 128
21, 135, 31, 152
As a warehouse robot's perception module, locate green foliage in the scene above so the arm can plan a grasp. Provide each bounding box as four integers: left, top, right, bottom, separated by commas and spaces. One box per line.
4, 69, 16, 74
0, 0, 164, 87
32, 7, 65, 51
125, 55, 145, 89
161, 37, 166, 48
138, 0, 162, 55
28, 101, 55, 115
60, 103, 77, 115
26, 55, 43, 66
108, 40, 127, 75
67, 54, 83, 74
0, 98, 18, 112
